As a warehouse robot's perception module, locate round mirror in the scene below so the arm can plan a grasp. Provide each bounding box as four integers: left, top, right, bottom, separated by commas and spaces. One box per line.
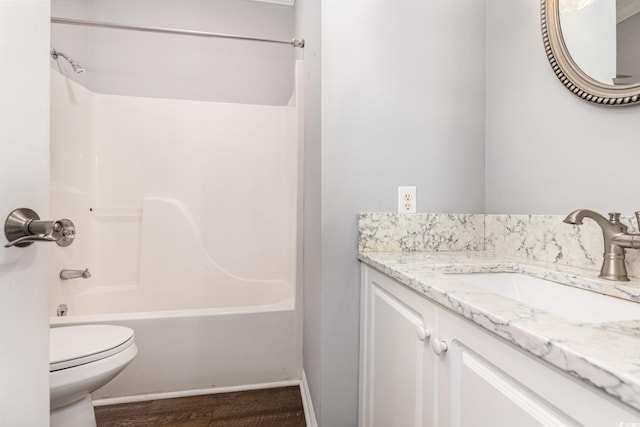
542, 0, 640, 105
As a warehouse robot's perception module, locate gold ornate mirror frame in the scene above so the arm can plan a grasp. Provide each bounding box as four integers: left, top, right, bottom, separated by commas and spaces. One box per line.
541, 0, 640, 106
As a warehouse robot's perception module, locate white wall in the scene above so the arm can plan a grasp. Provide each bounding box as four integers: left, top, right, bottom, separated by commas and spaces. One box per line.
298, 0, 486, 425
485, 0, 640, 215
0, 1, 51, 425
51, 0, 295, 105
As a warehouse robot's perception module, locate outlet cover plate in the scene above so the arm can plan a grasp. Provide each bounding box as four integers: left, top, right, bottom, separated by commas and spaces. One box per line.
398, 186, 416, 213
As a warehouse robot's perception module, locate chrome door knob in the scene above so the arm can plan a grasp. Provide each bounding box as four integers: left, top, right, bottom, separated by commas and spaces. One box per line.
4, 208, 76, 248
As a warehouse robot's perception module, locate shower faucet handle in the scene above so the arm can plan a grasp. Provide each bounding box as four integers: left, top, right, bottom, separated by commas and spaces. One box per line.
4, 208, 76, 248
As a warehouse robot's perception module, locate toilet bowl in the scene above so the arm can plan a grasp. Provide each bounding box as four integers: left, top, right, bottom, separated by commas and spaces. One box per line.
50, 325, 137, 427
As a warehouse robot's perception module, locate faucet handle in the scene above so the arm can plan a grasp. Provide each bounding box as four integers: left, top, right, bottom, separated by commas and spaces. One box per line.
608, 212, 621, 222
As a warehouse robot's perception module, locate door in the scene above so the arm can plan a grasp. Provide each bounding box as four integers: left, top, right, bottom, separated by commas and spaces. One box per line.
0, 1, 51, 425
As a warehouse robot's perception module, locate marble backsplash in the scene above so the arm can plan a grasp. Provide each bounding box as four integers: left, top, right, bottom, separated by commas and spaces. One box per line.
357, 213, 484, 252
358, 213, 640, 279
486, 214, 640, 278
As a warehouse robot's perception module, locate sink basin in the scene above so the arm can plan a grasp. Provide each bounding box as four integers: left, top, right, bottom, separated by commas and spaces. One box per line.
448, 272, 640, 323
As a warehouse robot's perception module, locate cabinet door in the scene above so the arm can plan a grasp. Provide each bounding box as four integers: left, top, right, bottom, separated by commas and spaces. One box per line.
437, 308, 640, 427
360, 267, 437, 427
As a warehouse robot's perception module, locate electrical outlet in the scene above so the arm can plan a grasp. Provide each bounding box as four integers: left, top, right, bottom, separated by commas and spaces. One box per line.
398, 186, 417, 213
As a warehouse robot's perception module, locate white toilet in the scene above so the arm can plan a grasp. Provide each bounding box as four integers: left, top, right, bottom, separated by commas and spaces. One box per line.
50, 325, 138, 427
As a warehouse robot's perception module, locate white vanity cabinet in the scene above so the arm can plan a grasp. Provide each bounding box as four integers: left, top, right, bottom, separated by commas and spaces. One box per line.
359, 266, 438, 426
359, 264, 640, 427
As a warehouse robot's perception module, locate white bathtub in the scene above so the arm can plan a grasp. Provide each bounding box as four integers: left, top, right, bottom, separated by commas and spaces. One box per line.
50, 292, 299, 401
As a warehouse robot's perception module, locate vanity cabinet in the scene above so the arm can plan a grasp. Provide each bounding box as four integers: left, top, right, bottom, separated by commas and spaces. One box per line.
359, 265, 640, 427
359, 265, 438, 426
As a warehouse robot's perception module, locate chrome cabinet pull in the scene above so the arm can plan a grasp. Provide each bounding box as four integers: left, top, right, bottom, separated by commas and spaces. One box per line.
4, 208, 76, 248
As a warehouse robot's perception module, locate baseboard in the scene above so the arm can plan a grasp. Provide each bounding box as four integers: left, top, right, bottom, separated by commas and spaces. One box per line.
92, 379, 302, 407
300, 369, 318, 427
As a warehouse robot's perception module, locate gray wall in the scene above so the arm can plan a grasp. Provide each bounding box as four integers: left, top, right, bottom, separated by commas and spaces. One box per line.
485, 0, 640, 214
50, 2, 640, 426
51, 0, 295, 105
294, 0, 322, 421
300, 1, 640, 425
298, 0, 486, 425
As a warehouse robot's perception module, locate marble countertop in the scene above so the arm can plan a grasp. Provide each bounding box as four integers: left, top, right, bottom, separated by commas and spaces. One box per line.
357, 251, 640, 412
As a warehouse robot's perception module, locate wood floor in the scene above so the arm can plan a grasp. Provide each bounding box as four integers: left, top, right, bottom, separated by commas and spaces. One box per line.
95, 386, 306, 427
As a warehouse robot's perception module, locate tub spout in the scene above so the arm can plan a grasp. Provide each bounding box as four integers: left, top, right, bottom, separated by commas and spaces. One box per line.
60, 268, 91, 280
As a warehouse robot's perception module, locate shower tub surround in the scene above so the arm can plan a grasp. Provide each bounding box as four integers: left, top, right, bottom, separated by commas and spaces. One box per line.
49, 67, 301, 400
50, 70, 298, 314
358, 212, 640, 412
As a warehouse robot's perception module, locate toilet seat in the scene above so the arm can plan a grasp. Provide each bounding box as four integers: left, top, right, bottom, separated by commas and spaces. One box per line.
50, 325, 135, 372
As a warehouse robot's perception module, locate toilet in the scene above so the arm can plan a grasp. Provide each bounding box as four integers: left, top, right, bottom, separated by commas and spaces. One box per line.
50, 325, 138, 427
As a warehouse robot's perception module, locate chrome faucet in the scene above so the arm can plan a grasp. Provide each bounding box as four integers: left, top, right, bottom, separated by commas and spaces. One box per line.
60, 268, 91, 280
564, 209, 640, 281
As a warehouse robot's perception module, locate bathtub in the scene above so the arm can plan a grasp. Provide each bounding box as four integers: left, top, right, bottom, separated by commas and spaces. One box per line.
50, 290, 299, 401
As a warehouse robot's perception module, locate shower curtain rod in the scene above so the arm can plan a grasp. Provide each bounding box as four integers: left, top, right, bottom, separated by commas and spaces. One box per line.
51, 17, 305, 48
